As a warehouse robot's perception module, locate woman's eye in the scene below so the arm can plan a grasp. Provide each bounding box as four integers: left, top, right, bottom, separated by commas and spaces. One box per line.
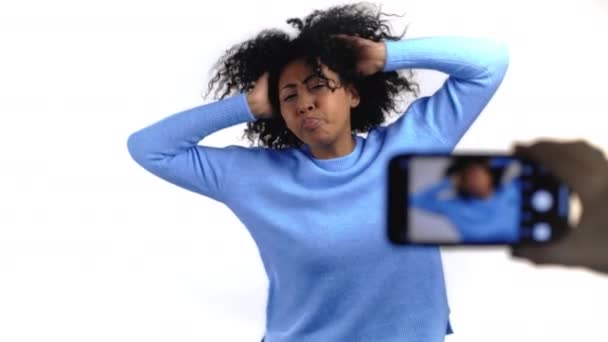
309, 82, 326, 91
283, 94, 296, 102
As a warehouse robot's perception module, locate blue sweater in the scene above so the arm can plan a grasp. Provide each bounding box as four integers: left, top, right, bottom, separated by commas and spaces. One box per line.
128, 37, 509, 341
411, 178, 521, 243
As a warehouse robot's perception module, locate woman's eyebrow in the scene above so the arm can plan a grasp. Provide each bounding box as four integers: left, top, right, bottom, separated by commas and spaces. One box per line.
280, 74, 318, 92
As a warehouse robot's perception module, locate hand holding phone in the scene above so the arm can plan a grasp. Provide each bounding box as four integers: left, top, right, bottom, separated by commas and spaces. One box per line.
387, 153, 574, 245
511, 141, 608, 274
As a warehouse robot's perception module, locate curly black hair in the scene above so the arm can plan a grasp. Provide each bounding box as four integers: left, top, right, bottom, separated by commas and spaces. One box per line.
206, 3, 418, 149
445, 157, 505, 198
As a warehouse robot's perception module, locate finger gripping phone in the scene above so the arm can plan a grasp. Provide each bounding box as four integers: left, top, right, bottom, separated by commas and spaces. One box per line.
387, 153, 573, 245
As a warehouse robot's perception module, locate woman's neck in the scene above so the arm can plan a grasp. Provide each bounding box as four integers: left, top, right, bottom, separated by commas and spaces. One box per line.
308, 135, 356, 159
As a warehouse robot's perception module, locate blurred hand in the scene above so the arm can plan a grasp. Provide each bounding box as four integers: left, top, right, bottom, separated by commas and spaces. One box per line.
334, 34, 387, 76
511, 140, 608, 275
246, 72, 273, 119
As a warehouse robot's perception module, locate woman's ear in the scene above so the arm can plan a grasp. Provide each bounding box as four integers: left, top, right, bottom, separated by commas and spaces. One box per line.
347, 85, 360, 108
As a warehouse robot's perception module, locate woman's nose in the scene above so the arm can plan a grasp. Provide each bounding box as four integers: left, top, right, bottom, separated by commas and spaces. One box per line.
298, 103, 315, 114
297, 92, 315, 114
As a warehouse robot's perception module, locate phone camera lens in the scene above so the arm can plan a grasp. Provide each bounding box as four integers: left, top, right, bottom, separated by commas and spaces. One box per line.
532, 222, 552, 242
532, 189, 554, 212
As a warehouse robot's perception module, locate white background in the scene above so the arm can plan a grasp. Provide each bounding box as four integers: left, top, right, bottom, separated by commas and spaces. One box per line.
1, 0, 607, 341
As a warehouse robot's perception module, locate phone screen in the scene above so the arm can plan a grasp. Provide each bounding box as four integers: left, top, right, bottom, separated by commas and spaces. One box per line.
388, 155, 571, 245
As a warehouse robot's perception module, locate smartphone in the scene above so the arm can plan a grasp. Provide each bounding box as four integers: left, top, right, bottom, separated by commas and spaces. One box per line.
387, 153, 575, 245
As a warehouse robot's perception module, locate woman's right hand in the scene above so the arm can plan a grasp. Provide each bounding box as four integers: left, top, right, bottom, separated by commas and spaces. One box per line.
247, 72, 273, 119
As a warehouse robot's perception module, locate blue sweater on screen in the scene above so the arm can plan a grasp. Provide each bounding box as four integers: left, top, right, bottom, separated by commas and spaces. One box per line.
128, 37, 508, 341
411, 178, 521, 243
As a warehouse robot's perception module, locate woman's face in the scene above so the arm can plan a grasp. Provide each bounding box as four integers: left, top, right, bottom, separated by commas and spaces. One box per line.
461, 165, 494, 198
277, 58, 360, 148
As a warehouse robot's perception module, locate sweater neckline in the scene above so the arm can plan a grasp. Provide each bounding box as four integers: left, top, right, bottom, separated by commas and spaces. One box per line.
301, 135, 364, 171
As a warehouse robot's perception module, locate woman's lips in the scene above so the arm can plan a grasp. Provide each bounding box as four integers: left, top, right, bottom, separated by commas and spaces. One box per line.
302, 118, 321, 130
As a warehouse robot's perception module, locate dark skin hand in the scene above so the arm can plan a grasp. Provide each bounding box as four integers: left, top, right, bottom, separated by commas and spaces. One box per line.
511, 140, 608, 275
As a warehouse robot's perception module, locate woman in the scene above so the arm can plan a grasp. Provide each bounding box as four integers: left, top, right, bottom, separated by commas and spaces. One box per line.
127, 3, 509, 341
411, 158, 521, 243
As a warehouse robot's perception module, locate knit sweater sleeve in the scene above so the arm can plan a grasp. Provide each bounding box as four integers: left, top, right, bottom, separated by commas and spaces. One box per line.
127, 94, 255, 202
383, 36, 509, 149
410, 178, 454, 215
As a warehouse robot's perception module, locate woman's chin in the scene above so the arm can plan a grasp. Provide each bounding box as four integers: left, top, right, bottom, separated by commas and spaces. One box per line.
304, 135, 334, 148
301, 130, 331, 145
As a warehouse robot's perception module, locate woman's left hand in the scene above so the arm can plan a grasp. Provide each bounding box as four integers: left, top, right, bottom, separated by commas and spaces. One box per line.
334, 34, 387, 76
